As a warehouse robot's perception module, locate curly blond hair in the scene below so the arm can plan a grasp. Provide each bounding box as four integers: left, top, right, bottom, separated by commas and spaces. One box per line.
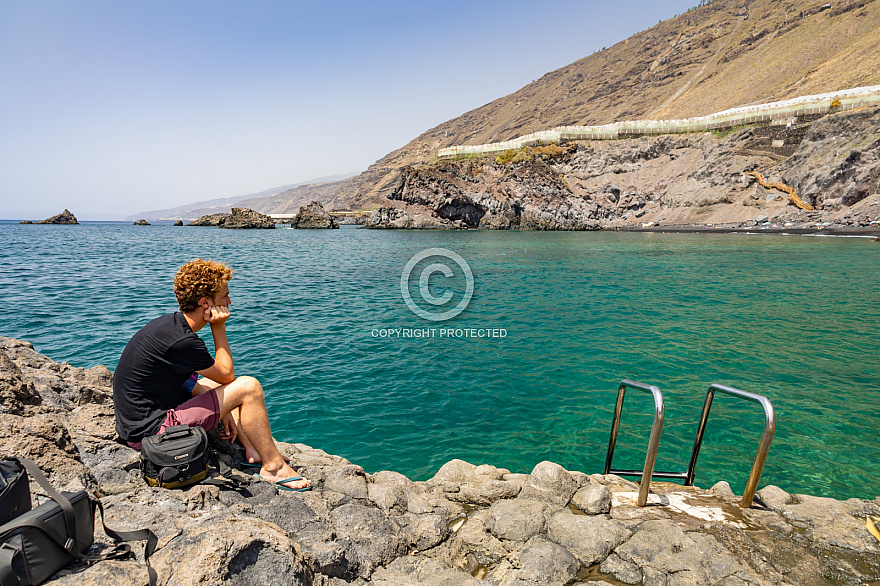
174, 259, 233, 312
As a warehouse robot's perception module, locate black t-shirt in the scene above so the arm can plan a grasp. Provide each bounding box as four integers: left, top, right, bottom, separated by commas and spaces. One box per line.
113, 312, 215, 442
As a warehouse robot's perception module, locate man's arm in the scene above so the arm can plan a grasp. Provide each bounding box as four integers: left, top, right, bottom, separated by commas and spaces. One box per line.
196, 305, 235, 384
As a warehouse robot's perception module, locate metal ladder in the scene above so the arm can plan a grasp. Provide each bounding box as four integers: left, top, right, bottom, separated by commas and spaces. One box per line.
604, 379, 776, 508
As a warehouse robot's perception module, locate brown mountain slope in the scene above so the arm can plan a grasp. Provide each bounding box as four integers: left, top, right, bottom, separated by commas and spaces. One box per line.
249, 0, 880, 213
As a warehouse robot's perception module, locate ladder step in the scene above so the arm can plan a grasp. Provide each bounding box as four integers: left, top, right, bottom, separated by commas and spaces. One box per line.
607, 469, 689, 481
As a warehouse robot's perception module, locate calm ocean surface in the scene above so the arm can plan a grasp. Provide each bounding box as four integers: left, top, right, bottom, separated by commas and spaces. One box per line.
2, 221, 878, 499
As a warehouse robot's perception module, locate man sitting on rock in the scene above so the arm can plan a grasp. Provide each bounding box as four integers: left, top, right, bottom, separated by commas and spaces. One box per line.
113, 259, 310, 491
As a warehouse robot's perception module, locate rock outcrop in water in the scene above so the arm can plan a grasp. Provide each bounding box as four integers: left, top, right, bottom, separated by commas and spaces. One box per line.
20, 209, 79, 225
365, 106, 880, 231
293, 201, 339, 229
219, 207, 276, 229
187, 213, 228, 227
133, 219, 151, 226
187, 208, 276, 229
1, 336, 879, 585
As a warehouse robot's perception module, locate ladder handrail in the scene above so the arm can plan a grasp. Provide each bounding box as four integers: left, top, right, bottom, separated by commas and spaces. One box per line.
604, 379, 664, 507
684, 383, 776, 508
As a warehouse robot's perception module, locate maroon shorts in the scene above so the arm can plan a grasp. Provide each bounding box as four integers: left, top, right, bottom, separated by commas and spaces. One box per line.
128, 389, 221, 449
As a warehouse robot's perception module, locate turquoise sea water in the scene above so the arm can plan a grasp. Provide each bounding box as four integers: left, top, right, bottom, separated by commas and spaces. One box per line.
1, 221, 878, 500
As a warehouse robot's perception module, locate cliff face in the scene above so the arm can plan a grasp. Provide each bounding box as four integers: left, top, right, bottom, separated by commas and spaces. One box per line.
366, 105, 880, 230
2, 337, 880, 584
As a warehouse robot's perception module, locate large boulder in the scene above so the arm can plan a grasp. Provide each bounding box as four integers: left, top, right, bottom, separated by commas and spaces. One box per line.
486, 498, 548, 542
519, 461, 579, 506
293, 201, 339, 229
220, 207, 276, 229
0, 347, 42, 415
133, 219, 150, 225
330, 503, 405, 578
546, 510, 631, 566
187, 208, 276, 229
149, 517, 315, 585
600, 519, 770, 585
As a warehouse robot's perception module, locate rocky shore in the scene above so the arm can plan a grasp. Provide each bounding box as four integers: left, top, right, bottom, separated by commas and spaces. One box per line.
1, 337, 878, 585
364, 106, 880, 232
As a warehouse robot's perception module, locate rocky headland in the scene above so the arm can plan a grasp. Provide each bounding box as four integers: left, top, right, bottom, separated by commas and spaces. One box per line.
19, 209, 79, 225
364, 106, 880, 231
187, 208, 276, 229
1, 337, 879, 585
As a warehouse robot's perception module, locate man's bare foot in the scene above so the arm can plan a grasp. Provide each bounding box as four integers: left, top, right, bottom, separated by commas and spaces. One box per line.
244, 446, 290, 465
259, 463, 311, 490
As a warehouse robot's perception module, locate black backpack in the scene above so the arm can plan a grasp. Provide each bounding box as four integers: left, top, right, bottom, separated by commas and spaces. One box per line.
0, 460, 30, 526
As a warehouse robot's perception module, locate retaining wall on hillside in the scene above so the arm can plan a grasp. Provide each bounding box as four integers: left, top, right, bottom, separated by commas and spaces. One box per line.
437, 85, 880, 159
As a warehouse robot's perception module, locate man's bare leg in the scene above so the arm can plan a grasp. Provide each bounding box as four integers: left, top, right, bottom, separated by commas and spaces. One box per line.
229, 408, 260, 463
197, 381, 289, 465
213, 376, 310, 490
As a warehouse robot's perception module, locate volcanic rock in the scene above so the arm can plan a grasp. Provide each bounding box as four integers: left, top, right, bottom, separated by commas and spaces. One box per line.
23, 209, 79, 224
220, 207, 276, 229
293, 201, 339, 229
187, 213, 228, 226
187, 208, 275, 229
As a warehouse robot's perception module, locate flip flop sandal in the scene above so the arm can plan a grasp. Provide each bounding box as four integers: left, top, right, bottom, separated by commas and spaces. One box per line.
253, 473, 311, 492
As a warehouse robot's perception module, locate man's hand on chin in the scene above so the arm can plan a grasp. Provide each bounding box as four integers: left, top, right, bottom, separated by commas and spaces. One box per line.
205, 305, 231, 326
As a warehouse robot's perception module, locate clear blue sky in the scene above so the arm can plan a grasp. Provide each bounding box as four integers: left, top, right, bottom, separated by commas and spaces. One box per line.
1, 1, 697, 220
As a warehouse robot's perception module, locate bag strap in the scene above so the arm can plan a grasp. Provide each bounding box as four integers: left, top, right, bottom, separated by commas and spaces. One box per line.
15, 458, 78, 551
201, 449, 243, 488
0, 543, 20, 586
94, 499, 157, 586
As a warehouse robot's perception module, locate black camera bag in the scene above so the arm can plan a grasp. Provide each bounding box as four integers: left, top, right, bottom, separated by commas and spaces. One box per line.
0, 458, 157, 586
0, 460, 30, 526
140, 425, 237, 489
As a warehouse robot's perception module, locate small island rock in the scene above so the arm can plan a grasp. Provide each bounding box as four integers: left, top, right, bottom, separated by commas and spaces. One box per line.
293, 201, 339, 229
22, 209, 79, 225
133, 219, 151, 226
187, 208, 275, 229
220, 207, 275, 229
172, 220, 184, 226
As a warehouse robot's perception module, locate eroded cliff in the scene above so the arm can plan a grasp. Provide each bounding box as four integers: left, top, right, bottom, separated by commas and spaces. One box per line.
366, 106, 880, 230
